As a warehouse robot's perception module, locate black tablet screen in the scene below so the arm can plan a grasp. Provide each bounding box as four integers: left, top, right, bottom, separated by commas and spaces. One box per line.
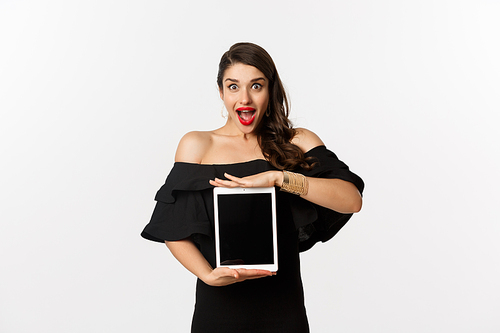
217, 193, 274, 265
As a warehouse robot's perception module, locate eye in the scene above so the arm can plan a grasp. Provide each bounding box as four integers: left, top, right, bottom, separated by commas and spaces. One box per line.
228, 84, 238, 90
252, 83, 262, 89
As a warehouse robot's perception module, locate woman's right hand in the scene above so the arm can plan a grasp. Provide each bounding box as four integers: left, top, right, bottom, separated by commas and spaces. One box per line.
202, 267, 276, 287
166, 239, 275, 287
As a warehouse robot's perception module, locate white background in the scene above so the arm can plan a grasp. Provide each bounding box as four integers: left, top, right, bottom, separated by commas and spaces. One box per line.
1, 0, 499, 332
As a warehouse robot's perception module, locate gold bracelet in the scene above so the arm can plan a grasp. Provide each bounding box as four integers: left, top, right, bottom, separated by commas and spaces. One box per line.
280, 171, 309, 196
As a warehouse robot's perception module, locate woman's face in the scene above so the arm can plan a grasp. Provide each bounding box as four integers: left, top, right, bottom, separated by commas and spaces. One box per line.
219, 63, 269, 135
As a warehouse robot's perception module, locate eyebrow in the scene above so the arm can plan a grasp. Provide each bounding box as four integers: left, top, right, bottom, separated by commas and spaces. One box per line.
224, 77, 266, 83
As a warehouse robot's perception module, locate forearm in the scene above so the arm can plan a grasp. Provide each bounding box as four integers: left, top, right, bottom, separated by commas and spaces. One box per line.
214, 170, 362, 214
165, 238, 213, 282
273, 171, 362, 214
300, 177, 362, 213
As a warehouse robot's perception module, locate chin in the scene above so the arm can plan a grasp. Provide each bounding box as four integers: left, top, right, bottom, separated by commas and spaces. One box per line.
239, 127, 256, 135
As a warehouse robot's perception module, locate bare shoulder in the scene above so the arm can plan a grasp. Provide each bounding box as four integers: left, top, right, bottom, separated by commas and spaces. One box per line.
291, 128, 325, 153
174, 131, 213, 163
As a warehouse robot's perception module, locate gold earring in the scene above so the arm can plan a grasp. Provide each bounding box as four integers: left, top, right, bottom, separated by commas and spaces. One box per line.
266, 107, 271, 117
221, 105, 227, 118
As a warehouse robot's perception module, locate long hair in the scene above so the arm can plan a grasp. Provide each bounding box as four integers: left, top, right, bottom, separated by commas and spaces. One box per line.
217, 42, 314, 170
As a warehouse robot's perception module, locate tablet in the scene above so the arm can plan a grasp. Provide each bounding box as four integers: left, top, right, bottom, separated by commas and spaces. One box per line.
213, 187, 278, 272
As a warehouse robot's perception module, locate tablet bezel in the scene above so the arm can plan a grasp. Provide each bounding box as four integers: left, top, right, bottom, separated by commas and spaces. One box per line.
213, 186, 278, 272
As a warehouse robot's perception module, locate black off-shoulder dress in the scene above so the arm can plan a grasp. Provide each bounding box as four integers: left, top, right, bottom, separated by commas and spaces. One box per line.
141, 146, 364, 333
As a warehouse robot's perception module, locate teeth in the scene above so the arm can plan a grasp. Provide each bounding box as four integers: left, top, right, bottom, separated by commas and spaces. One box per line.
237, 110, 255, 122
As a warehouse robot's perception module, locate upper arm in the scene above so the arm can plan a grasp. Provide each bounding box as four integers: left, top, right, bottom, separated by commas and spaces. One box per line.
174, 131, 211, 163
292, 128, 325, 153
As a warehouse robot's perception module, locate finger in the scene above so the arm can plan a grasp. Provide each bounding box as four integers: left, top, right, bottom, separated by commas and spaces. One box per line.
214, 267, 239, 279
223, 173, 242, 182
235, 269, 273, 277
223, 174, 246, 186
224, 173, 249, 187
209, 179, 235, 187
214, 268, 272, 285
212, 178, 239, 188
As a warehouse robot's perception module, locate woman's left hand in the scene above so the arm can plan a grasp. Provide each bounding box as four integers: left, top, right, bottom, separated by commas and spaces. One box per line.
209, 171, 283, 188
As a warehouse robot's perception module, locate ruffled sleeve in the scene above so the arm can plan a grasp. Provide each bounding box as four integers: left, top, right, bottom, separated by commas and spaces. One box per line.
141, 160, 272, 243
291, 145, 364, 252
141, 163, 221, 243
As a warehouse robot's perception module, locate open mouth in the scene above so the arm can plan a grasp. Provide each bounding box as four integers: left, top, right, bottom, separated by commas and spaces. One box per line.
236, 108, 256, 126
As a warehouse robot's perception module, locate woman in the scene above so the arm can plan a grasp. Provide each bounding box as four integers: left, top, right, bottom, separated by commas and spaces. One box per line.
142, 42, 364, 332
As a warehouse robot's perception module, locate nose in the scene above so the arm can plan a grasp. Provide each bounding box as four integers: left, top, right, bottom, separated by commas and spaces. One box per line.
240, 88, 252, 105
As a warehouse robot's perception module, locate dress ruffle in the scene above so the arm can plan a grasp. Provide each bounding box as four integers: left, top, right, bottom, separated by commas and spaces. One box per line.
293, 146, 364, 251
141, 145, 364, 252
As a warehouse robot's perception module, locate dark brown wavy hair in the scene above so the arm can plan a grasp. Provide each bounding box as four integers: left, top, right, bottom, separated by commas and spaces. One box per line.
217, 42, 314, 171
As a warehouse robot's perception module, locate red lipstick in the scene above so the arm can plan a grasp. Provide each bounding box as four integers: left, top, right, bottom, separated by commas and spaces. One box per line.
236, 107, 256, 126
